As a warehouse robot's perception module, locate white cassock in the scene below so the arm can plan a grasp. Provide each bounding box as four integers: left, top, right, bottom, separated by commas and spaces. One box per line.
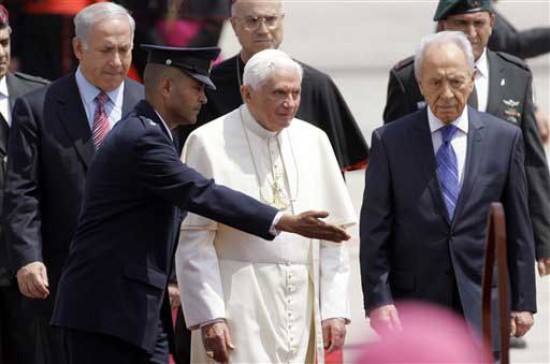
176, 105, 356, 363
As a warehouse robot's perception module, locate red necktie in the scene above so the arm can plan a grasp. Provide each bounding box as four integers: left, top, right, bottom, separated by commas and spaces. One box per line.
93, 92, 110, 148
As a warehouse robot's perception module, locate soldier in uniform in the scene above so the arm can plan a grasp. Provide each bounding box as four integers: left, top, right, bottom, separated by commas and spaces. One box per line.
382, 0, 550, 279
0, 5, 49, 364
489, 0, 550, 60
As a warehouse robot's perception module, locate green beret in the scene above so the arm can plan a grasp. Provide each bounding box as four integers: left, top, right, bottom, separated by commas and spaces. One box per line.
433, 0, 492, 21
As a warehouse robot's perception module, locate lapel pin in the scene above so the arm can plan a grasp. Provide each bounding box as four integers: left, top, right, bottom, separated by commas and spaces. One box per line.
500, 78, 505, 86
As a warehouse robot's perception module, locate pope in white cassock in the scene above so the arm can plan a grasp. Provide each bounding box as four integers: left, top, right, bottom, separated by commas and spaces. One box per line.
175, 49, 356, 363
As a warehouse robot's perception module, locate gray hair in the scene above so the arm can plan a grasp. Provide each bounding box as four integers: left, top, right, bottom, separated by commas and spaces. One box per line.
414, 31, 475, 81
243, 49, 303, 89
74, 2, 135, 48
231, 0, 284, 16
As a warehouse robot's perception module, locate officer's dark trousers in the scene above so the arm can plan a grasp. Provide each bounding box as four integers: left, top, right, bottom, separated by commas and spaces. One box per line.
63, 321, 169, 364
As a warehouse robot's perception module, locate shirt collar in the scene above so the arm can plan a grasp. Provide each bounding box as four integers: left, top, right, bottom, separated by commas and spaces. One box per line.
427, 106, 469, 135
0, 76, 8, 98
475, 48, 489, 80
154, 110, 174, 142
240, 104, 280, 140
75, 67, 124, 106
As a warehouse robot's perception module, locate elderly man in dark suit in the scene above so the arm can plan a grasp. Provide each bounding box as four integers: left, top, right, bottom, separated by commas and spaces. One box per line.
0, 5, 48, 364
3, 3, 143, 363
51, 44, 349, 364
383, 0, 550, 278
361, 30, 536, 357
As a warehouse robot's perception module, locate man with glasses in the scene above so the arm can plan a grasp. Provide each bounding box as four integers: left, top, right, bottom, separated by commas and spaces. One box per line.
175, 0, 368, 172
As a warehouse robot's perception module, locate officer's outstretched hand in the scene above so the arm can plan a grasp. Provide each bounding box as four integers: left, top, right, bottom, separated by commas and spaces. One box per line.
276, 211, 350, 242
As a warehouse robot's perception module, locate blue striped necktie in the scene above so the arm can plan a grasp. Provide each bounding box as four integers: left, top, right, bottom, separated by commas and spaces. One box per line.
436, 124, 459, 219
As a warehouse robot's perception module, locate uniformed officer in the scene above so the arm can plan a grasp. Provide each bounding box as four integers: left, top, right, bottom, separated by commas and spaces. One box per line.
382, 0, 550, 278
51, 44, 350, 364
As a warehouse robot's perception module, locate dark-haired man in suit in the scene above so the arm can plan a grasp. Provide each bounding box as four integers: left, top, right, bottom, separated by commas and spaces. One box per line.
0, 5, 49, 364
3, 3, 143, 363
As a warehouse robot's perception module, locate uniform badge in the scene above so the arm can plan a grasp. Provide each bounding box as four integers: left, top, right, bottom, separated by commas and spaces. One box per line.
468, 0, 482, 7
503, 99, 520, 123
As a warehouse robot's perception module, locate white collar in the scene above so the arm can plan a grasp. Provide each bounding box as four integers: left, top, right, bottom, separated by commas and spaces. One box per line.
427, 106, 469, 135
240, 104, 280, 140
475, 48, 489, 80
0, 76, 8, 98
154, 110, 174, 142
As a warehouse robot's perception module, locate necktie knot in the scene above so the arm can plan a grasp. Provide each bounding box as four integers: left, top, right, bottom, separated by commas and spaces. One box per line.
440, 124, 457, 144
96, 91, 109, 106
92, 92, 110, 148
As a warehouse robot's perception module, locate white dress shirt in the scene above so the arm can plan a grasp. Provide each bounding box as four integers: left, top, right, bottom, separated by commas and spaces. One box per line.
474, 48, 489, 112
0, 76, 10, 125
428, 106, 469, 185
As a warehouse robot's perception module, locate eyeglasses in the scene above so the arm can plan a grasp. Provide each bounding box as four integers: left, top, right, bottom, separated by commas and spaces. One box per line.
238, 14, 284, 30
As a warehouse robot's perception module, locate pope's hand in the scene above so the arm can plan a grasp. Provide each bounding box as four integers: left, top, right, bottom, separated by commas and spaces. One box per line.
276, 211, 351, 242
16, 261, 50, 299
201, 321, 234, 363
322, 318, 346, 352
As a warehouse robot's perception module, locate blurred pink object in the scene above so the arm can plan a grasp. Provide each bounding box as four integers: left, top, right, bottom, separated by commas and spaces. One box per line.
355, 302, 492, 363
156, 19, 202, 47
156, 20, 224, 65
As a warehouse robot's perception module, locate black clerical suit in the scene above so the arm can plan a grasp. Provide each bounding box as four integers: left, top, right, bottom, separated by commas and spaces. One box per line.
383, 50, 550, 260
0, 71, 48, 364
3, 74, 143, 364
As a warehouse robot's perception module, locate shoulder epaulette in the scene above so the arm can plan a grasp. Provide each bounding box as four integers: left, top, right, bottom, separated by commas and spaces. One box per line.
392, 55, 415, 71
494, 52, 530, 72
138, 116, 159, 128
13, 72, 50, 85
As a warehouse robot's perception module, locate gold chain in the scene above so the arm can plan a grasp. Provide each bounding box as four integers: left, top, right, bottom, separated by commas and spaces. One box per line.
239, 107, 298, 211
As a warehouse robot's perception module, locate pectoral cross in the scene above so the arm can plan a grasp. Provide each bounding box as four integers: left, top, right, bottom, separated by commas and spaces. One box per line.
271, 181, 289, 211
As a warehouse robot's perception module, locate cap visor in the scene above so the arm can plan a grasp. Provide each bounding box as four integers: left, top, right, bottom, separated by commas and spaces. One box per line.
186, 71, 216, 90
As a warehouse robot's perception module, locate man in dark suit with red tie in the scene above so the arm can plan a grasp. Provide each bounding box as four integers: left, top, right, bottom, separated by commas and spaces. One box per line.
361, 31, 536, 358
0, 5, 49, 364
3, 3, 143, 363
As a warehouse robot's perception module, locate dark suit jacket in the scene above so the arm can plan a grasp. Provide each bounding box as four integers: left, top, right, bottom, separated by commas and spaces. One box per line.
0, 72, 48, 286
382, 50, 550, 259
3, 74, 143, 311
51, 100, 278, 352
489, 9, 550, 60
360, 107, 536, 347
